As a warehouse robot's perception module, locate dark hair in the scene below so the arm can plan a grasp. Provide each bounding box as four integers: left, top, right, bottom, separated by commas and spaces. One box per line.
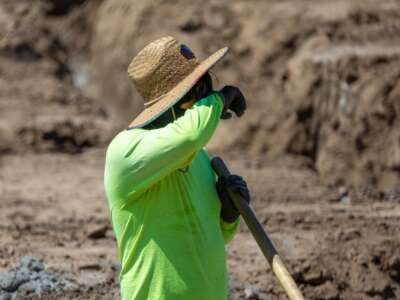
175, 72, 213, 107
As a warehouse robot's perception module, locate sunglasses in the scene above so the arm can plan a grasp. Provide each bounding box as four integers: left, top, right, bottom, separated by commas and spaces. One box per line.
180, 45, 195, 60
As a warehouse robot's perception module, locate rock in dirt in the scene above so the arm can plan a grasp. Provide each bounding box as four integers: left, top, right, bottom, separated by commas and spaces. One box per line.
243, 284, 261, 300
0, 294, 12, 300
229, 278, 266, 300
0, 256, 76, 297
86, 224, 109, 239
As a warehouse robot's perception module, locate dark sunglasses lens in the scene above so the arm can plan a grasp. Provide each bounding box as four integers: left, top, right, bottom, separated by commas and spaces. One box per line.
180, 45, 195, 60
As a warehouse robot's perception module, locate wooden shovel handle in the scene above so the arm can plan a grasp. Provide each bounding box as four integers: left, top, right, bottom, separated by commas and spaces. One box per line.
211, 156, 304, 300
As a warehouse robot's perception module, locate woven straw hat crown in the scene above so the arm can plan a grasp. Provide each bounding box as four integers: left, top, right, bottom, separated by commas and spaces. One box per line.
126, 36, 228, 128
128, 36, 200, 107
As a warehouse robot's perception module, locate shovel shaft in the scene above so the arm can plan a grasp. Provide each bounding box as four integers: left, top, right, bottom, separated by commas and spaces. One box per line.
211, 156, 304, 300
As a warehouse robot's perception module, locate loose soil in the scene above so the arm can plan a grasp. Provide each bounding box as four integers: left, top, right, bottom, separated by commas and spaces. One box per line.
1, 151, 399, 299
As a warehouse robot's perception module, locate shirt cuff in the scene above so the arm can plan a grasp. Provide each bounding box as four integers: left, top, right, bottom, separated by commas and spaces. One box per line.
220, 218, 240, 231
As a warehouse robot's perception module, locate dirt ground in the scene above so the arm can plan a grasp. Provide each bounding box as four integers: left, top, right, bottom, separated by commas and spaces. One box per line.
1, 151, 399, 299
1, 0, 400, 299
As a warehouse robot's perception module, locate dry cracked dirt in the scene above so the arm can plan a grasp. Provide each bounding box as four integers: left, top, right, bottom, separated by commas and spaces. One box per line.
1, 0, 400, 299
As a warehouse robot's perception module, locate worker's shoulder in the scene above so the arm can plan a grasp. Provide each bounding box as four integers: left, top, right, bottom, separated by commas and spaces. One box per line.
105, 128, 145, 161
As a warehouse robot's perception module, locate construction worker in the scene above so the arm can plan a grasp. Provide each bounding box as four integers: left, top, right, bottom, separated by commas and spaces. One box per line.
104, 36, 250, 300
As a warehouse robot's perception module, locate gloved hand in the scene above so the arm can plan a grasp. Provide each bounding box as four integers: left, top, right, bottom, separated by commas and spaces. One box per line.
219, 86, 247, 119
216, 174, 250, 223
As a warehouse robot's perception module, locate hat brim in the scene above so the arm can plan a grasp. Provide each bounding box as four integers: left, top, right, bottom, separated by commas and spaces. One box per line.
128, 47, 229, 129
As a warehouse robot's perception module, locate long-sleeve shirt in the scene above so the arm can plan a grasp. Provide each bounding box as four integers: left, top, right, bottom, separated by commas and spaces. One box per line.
104, 92, 239, 300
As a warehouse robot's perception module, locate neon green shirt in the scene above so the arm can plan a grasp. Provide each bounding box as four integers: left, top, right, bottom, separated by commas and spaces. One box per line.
104, 93, 239, 300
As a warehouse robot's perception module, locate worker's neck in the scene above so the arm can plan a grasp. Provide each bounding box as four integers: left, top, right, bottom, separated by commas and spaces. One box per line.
144, 108, 185, 129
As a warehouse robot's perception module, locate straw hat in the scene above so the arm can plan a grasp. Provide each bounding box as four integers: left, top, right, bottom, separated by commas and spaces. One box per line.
127, 36, 229, 128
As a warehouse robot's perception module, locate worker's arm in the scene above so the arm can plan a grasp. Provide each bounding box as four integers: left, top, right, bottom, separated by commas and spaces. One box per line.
110, 92, 223, 199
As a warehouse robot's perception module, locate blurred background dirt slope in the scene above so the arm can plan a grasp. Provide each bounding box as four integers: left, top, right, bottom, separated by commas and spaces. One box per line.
1, 0, 400, 299
91, 0, 400, 189
2, 0, 400, 188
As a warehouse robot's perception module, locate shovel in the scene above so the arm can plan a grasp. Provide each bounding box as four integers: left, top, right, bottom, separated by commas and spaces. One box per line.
211, 156, 304, 300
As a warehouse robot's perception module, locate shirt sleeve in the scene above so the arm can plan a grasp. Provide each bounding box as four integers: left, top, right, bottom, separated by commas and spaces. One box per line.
111, 92, 224, 201
220, 219, 240, 244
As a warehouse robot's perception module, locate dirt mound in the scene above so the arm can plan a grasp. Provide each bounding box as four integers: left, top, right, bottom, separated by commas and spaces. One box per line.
0, 1, 110, 154
89, 0, 400, 188
277, 4, 400, 189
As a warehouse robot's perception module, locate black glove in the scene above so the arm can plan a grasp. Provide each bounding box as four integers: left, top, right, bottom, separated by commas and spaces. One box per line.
219, 86, 247, 119
216, 174, 250, 223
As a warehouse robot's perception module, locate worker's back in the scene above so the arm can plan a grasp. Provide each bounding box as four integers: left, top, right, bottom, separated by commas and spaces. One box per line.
104, 120, 238, 299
